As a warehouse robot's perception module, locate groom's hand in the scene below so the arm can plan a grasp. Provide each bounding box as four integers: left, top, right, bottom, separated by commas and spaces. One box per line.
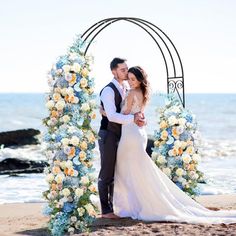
99, 106, 107, 117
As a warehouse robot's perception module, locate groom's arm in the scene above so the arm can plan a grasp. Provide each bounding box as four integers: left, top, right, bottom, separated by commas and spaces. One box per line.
100, 87, 134, 125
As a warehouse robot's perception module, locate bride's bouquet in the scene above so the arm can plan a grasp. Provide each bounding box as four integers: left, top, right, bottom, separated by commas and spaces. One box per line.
152, 94, 204, 198
42, 36, 98, 236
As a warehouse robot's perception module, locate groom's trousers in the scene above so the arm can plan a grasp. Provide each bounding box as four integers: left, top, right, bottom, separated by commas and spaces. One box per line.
98, 129, 120, 214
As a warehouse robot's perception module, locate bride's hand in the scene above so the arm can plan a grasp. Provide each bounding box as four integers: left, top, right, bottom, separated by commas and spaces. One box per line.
134, 112, 146, 127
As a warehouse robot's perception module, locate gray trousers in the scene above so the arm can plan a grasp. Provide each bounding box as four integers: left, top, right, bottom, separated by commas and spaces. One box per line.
98, 129, 120, 214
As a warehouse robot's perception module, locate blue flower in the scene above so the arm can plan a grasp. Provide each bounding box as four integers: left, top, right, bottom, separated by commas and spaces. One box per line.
63, 202, 75, 213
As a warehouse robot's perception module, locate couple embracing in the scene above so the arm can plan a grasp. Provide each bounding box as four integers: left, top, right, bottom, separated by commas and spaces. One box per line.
97, 57, 236, 224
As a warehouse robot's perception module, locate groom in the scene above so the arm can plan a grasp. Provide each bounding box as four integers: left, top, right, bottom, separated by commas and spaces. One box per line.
98, 57, 145, 219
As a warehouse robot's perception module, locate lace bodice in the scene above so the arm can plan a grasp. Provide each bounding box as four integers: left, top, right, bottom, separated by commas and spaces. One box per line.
121, 94, 142, 114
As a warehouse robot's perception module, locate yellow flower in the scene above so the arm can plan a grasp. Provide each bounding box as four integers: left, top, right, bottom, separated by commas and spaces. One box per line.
186, 146, 194, 155
53, 93, 61, 102
80, 141, 88, 150
62, 188, 70, 197
75, 188, 84, 198
69, 74, 77, 86
46, 173, 54, 182
52, 166, 61, 174
90, 112, 96, 119
81, 68, 89, 78
79, 151, 86, 160
160, 120, 168, 129
176, 168, 184, 176
70, 136, 80, 146
88, 185, 97, 193
161, 130, 168, 140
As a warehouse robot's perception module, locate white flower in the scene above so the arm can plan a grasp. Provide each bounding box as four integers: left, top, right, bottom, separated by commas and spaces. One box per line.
171, 106, 181, 113
61, 88, 68, 96
67, 87, 74, 95
70, 216, 77, 223
168, 115, 178, 126
84, 203, 96, 216
81, 176, 89, 185
46, 100, 54, 109
69, 52, 78, 60
75, 188, 84, 198
177, 126, 184, 134
70, 136, 80, 146
62, 188, 71, 197
182, 154, 191, 164
62, 65, 70, 73
77, 207, 85, 216
174, 140, 182, 148
157, 155, 166, 164
178, 118, 186, 126
89, 99, 97, 108
55, 173, 65, 184
46, 173, 54, 182
192, 154, 201, 162
65, 160, 73, 168
68, 227, 75, 234
61, 138, 70, 146
151, 151, 158, 159
72, 63, 81, 72
55, 100, 65, 110
81, 103, 90, 111
62, 115, 70, 123
176, 168, 184, 176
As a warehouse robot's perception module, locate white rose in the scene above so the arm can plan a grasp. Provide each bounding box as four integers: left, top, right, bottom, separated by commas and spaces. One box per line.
72, 63, 81, 73
84, 203, 95, 216
61, 138, 70, 146
62, 115, 70, 123
178, 118, 187, 126
70, 216, 77, 223
89, 99, 97, 108
168, 116, 178, 126
192, 154, 201, 162
46, 100, 55, 109
157, 155, 166, 164
81, 103, 90, 111
61, 88, 68, 96
62, 188, 70, 197
70, 136, 80, 146
181, 141, 187, 149
62, 65, 70, 73
80, 176, 89, 185
151, 151, 158, 159
55, 100, 65, 110
75, 188, 84, 198
65, 160, 73, 168
46, 173, 54, 182
182, 154, 191, 164
174, 140, 182, 148
77, 207, 85, 216
176, 168, 184, 176
67, 87, 74, 95
171, 106, 181, 113
55, 173, 64, 184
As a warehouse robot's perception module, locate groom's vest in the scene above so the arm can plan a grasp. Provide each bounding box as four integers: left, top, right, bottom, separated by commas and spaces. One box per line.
100, 82, 122, 138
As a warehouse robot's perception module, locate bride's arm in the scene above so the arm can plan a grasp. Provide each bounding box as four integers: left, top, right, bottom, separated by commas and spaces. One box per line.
122, 91, 134, 115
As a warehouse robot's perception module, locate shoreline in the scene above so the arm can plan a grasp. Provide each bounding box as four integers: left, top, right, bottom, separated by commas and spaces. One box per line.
0, 194, 236, 236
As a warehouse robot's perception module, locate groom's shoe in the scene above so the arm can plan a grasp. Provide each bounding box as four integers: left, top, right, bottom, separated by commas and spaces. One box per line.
101, 213, 120, 219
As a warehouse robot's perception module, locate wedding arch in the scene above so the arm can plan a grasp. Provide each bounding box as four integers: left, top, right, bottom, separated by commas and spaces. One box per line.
43, 17, 204, 236
81, 17, 185, 107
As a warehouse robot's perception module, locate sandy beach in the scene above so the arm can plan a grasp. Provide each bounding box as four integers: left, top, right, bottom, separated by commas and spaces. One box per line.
0, 194, 236, 236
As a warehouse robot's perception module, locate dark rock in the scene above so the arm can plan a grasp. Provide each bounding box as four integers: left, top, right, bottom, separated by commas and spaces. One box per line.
0, 129, 40, 147
0, 158, 48, 175
146, 136, 155, 157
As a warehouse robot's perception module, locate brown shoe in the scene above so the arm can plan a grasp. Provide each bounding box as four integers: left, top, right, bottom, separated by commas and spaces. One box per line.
101, 213, 120, 219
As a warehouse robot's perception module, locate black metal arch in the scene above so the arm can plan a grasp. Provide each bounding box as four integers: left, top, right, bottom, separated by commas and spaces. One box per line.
81, 17, 185, 107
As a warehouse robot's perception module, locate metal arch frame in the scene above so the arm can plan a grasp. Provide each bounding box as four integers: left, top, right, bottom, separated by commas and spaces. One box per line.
81, 17, 185, 107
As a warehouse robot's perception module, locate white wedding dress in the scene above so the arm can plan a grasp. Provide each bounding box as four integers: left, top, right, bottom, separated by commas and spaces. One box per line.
113, 95, 236, 224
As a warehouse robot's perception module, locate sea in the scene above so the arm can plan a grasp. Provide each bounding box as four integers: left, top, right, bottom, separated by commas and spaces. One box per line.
0, 93, 236, 204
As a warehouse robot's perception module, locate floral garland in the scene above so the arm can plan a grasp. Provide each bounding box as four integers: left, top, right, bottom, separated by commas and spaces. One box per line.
42, 36, 98, 236
152, 94, 204, 198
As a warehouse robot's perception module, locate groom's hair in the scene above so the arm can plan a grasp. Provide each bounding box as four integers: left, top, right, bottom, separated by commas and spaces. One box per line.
110, 57, 127, 70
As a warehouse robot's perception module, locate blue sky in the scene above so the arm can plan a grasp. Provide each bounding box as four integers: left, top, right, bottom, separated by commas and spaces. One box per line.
0, 0, 235, 93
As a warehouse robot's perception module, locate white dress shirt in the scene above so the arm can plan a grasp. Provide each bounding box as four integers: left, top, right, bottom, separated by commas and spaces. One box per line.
100, 78, 134, 125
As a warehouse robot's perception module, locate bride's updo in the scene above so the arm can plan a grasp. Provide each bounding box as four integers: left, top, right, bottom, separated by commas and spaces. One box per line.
128, 66, 150, 105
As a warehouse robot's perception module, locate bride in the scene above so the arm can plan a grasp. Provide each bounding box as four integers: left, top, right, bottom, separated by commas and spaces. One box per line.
113, 66, 236, 224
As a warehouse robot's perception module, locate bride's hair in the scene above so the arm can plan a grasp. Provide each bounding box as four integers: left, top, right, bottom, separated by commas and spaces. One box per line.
128, 66, 150, 105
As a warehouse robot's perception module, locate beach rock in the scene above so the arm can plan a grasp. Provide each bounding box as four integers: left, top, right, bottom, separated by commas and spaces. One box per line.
0, 158, 48, 175
146, 136, 154, 157
0, 129, 40, 147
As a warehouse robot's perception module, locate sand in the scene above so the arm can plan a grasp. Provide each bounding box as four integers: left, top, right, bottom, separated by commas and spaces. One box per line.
0, 194, 236, 236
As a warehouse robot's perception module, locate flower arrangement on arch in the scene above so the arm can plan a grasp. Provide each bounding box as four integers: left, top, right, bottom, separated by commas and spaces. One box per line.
42, 35, 98, 236
152, 94, 204, 198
